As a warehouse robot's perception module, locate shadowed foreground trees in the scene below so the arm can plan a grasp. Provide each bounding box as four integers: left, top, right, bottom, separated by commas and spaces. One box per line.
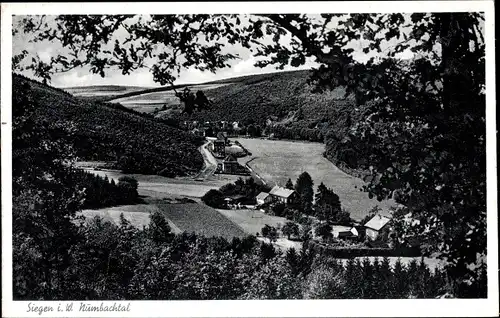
16, 210, 452, 300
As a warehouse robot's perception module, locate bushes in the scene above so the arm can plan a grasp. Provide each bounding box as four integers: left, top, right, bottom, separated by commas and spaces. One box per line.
261, 225, 278, 243
201, 189, 225, 208
215, 177, 270, 207
282, 222, 300, 240
70, 170, 139, 209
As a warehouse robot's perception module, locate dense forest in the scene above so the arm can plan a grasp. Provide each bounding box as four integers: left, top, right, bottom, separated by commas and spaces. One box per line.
13, 74, 204, 177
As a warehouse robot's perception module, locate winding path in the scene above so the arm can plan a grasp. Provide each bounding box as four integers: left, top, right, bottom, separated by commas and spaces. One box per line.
194, 140, 218, 180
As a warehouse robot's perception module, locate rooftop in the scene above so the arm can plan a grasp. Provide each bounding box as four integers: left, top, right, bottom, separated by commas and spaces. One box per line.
223, 154, 238, 162
269, 186, 295, 198
256, 192, 270, 201
364, 214, 391, 231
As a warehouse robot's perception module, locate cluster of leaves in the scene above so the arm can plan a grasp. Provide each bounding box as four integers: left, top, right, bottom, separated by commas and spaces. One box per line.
13, 74, 204, 177
14, 15, 253, 85
261, 224, 279, 243
281, 222, 301, 240
201, 189, 225, 209
314, 182, 349, 224
175, 87, 213, 115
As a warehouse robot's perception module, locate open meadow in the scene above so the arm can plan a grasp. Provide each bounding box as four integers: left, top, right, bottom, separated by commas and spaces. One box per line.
64, 85, 149, 97
217, 208, 290, 236
108, 83, 230, 113
157, 203, 246, 240
235, 138, 396, 221
77, 164, 239, 200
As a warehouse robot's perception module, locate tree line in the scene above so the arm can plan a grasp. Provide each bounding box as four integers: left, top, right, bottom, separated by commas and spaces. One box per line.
70, 170, 140, 209
16, 210, 461, 300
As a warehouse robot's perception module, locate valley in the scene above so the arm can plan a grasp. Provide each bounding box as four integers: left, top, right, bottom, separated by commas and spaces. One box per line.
10, 12, 487, 302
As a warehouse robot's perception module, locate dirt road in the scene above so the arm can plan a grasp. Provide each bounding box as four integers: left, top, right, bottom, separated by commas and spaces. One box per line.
194, 140, 218, 180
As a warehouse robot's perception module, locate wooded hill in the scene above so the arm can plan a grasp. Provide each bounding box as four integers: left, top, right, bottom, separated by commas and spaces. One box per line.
177, 70, 358, 127
13, 74, 204, 177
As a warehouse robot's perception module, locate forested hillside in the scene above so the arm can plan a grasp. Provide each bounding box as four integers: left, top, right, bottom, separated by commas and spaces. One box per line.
175, 70, 356, 127
13, 74, 204, 177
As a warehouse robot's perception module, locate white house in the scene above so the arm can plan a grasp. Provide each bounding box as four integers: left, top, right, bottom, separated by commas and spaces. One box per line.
364, 214, 391, 240
269, 186, 299, 204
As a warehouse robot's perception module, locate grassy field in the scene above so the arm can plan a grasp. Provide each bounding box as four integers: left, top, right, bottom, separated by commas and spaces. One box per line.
79, 166, 239, 199
157, 203, 246, 240
109, 83, 229, 113
217, 209, 290, 236
235, 138, 396, 221
64, 85, 149, 97
79, 202, 251, 240
79, 204, 182, 233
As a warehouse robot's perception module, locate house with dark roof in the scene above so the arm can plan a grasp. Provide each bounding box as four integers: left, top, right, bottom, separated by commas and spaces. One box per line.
269, 186, 299, 204
364, 214, 391, 240
333, 226, 359, 239
220, 154, 240, 174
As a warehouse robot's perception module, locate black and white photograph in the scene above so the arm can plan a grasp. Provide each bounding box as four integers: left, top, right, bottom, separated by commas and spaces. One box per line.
1, 1, 498, 317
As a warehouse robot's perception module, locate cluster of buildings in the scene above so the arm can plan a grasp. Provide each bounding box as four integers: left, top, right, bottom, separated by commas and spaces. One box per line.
182, 120, 241, 138
255, 184, 393, 242
331, 214, 392, 241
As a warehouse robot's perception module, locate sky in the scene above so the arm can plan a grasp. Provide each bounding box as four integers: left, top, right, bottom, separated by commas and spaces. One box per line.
12, 14, 416, 88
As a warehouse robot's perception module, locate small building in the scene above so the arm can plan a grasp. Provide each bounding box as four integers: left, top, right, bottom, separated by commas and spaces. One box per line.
204, 126, 214, 137
256, 192, 273, 206
220, 154, 240, 174
337, 227, 359, 239
364, 214, 391, 241
269, 186, 299, 204
213, 139, 226, 155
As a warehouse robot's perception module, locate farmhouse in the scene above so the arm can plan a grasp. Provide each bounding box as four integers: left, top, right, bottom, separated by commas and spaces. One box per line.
220, 154, 240, 174
364, 214, 391, 240
269, 186, 299, 204
256, 192, 272, 206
